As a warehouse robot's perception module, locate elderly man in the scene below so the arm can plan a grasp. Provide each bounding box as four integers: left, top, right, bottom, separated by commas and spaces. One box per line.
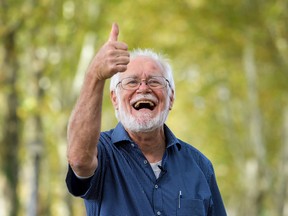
66, 23, 227, 216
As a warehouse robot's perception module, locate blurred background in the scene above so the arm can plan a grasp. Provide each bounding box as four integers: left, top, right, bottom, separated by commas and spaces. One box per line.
1, 0, 287, 215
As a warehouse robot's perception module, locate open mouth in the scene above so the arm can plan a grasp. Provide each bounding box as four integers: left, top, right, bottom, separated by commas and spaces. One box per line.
133, 100, 156, 111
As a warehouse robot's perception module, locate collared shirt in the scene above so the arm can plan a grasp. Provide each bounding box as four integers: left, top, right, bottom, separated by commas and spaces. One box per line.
66, 123, 227, 216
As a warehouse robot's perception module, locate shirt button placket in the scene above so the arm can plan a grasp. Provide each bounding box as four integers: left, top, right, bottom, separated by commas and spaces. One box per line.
153, 184, 162, 216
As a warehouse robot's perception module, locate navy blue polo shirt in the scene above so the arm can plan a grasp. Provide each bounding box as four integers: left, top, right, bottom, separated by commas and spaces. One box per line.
66, 123, 226, 216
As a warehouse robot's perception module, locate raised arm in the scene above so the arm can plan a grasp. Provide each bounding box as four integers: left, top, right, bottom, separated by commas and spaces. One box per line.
67, 23, 129, 177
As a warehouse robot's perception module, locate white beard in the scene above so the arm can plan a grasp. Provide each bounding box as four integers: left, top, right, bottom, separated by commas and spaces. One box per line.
115, 94, 170, 133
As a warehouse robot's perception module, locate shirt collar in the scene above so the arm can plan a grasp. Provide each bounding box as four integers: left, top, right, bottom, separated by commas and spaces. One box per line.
111, 122, 181, 150
163, 124, 181, 150
111, 123, 132, 144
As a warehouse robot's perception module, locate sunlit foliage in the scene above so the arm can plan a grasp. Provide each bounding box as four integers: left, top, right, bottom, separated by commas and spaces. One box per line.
1, 0, 287, 215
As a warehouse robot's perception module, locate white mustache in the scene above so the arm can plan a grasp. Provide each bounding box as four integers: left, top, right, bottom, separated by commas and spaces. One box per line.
130, 94, 158, 105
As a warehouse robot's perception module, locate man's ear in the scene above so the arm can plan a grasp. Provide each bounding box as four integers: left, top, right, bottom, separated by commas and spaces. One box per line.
169, 89, 175, 110
110, 90, 119, 110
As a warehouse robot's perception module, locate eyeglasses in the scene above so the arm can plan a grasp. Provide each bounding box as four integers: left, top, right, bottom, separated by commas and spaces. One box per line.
116, 76, 170, 91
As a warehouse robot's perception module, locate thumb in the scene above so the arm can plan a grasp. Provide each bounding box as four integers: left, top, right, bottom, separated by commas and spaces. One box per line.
108, 23, 119, 42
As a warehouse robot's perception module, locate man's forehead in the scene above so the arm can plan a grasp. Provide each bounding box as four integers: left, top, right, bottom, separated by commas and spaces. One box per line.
129, 56, 160, 67
123, 56, 164, 76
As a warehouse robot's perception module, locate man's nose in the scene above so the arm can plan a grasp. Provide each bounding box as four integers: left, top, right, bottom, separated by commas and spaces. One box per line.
137, 80, 151, 92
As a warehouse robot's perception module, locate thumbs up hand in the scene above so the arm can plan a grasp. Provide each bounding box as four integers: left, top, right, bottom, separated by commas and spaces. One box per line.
87, 23, 130, 81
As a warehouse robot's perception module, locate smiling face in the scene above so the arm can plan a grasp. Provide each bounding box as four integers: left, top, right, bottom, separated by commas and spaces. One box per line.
111, 56, 174, 133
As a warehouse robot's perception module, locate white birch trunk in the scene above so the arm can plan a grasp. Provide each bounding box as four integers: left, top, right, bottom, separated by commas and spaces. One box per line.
277, 107, 288, 216
243, 41, 266, 216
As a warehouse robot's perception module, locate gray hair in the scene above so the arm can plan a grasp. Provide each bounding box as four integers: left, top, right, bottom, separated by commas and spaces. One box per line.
109, 48, 175, 98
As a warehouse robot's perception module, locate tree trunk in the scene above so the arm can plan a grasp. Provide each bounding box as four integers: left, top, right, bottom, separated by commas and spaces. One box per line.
2, 29, 22, 216
27, 116, 43, 216
27, 61, 46, 215
243, 41, 267, 216
277, 107, 288, 216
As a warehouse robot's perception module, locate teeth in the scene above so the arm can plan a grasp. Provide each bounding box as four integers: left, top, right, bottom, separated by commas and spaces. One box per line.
134, 100, 155, 108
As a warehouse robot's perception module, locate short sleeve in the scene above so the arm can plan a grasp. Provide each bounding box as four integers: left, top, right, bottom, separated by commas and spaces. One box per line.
65, 165, 93, 197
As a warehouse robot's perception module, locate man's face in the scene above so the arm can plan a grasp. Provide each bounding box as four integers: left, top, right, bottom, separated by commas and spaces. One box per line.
111, 56, 174, 132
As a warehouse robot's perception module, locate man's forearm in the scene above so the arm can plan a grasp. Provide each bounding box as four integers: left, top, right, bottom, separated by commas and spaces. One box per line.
67, 74, 105, 177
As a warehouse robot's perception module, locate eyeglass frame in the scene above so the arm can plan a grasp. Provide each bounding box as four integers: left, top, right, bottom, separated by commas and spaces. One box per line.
116, 76, 171, 91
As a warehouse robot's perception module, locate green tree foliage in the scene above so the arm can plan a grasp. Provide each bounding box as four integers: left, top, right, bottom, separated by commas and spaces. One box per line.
0, 0, 287, 215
